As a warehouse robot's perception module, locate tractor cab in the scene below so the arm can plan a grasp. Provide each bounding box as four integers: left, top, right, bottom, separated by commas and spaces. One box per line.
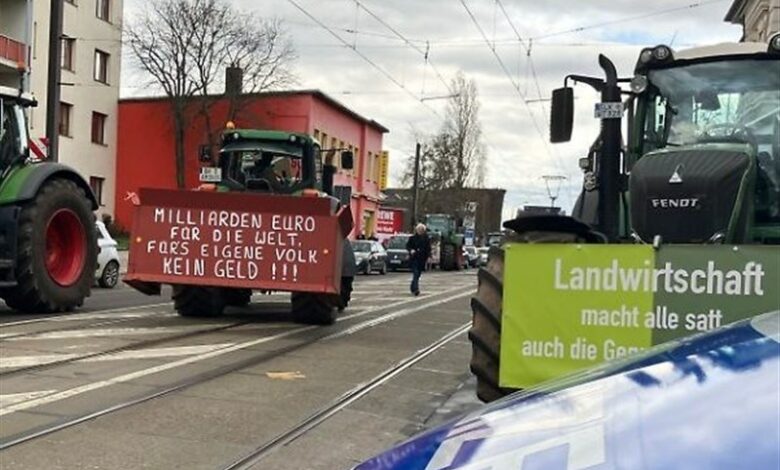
552, 35, 780, 244
0, 87, 33, 175
212, 129, 320, 195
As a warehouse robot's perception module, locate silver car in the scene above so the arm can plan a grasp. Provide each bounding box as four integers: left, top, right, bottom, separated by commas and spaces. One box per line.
95, 221, 121, 288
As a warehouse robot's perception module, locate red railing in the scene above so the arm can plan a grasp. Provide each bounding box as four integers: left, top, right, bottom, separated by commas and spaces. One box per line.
0, 34, 27, 69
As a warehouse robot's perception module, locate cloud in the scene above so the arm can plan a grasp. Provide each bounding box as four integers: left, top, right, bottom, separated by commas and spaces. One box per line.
122, 0, 744, 214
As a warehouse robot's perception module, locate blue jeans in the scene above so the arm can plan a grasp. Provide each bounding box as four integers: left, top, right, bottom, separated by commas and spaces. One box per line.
410, 263, 422, 293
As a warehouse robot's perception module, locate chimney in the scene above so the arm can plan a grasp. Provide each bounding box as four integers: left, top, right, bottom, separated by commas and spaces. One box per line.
225, 65, 243, 96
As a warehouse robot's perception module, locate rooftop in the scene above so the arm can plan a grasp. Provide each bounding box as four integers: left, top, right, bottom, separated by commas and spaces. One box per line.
119, 89, 389, 134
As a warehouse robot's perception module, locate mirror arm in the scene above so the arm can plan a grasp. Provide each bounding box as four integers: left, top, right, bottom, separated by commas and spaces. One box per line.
565, 74, 604, 92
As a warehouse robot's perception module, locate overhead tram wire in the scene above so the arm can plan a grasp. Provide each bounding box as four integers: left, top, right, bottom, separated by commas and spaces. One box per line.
495, 0, 574, 200
459, 0, 569, 186
351, 0, 454, 95
286, 0, 443, 119
530, 0, 728, 41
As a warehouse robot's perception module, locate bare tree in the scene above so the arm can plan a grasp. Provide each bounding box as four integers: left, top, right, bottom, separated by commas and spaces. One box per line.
402, 72, 485, 191
445, 72, 485, 189
126, 0, 295, 188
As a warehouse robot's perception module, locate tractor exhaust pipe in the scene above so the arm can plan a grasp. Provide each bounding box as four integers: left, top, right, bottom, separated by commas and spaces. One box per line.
597, 54, 622, 242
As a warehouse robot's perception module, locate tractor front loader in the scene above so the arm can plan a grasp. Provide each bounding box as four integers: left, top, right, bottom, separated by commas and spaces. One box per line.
470, 35, 780, 402
125, 128, 357, 325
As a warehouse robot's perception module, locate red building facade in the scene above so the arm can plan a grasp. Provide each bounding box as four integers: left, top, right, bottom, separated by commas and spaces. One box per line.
115, 90, 388, 239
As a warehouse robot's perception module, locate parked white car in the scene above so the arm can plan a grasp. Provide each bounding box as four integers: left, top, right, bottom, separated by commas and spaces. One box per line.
95, 221, 120, 288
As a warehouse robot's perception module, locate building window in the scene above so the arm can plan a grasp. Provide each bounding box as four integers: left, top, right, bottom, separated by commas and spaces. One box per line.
91, 112, 107, 144
59, 102, 72, 137
61, 37, 75, 71
89, 177, 104, 206
96, 0, 110, 21
94, 50, 109, 83
366, 151, 373, 181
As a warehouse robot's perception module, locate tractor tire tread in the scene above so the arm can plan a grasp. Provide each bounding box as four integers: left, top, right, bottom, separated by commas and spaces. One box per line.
2, 178, 96, 313
173, 285, 225, 317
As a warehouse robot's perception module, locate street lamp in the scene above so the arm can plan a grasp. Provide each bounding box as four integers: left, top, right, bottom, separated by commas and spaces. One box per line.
542, 175, 567, 209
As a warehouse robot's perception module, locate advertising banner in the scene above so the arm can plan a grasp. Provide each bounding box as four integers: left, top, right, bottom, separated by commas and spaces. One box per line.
500, 244, 779, 388
375, 207, 404, 241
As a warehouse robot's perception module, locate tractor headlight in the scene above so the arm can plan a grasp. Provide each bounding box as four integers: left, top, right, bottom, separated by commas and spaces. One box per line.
639, 49, 653, 64
652, 45, 672, 61
769, 33, 780, 53
630, 74, 648, 94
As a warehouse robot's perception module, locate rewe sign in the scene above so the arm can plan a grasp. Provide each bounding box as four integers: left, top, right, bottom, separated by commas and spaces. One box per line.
375, 207, 404, 241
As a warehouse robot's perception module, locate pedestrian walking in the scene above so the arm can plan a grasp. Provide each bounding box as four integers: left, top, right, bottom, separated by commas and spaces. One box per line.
406, 223, 431, 296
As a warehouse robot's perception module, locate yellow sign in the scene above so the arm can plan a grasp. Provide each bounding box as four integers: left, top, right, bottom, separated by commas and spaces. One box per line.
379, 150, 389, 190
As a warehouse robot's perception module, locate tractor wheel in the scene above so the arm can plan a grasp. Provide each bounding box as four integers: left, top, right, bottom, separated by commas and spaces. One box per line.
440, 243, 457, 271
469, 246, 518, 403
291, 292, 337, 325
172, 285, 225, 317
337, 276, 353, 312
98, 260, 120, 289
2, 179, 96, 313
222, 288, 252, 307
469, 226, 598, 403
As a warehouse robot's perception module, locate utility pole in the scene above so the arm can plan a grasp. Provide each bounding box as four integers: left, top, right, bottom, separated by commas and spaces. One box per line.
46, 0, 64, 162
411, 142, 421, 228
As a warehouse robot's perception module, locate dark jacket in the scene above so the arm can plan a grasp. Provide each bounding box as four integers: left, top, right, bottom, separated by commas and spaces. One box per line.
406, 233, 431, 268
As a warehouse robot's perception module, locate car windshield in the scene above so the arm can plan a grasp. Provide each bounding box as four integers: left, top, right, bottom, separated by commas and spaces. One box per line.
646, 59, 780, 153
387, 236, 409, 249
351, 241, 372, 252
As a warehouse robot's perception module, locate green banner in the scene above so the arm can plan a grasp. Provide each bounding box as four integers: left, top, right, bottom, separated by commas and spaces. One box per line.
500, 244, 780, 389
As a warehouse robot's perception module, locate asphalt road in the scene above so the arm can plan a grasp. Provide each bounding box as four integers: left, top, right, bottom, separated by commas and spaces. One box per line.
0, 270, 482, 469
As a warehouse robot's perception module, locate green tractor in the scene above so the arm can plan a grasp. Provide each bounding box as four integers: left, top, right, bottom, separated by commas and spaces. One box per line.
425, 213, 464, 271
469, 35, 780, 402
0, 86, 98, 312
125, 128, 357, 325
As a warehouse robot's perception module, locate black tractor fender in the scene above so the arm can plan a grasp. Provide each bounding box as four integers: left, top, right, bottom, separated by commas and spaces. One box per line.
15, 163, 98, 210
341, 238, 357, 277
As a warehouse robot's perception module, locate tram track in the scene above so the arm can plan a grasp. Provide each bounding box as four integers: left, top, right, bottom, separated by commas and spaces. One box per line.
222, 322, 471, 470
0, 288, 473, 451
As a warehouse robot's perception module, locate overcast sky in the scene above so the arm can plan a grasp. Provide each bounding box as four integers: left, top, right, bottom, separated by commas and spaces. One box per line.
122, 0, 743, 220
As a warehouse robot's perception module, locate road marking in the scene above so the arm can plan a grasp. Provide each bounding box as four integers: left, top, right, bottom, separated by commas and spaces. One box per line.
0, 354, 81, 369
0, 284, 474, 416
87, 344, 235, 362
0, 302, 171, 328
325, 290, 472, 340
0, 326, 212, 341
0, 391, 58, 408
0, 344, 236, 369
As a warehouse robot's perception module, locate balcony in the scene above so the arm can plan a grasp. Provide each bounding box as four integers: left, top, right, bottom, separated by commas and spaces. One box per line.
0, 34, 26, 70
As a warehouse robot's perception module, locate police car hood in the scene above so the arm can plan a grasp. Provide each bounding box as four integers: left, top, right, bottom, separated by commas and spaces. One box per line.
354, 311, 780, 470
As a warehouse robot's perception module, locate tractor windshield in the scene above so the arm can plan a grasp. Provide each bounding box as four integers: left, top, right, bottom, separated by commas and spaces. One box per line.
644, 59, 780, 153
219, 140, 308, 193
0, 98, 26, 173
425, 215, 452, 235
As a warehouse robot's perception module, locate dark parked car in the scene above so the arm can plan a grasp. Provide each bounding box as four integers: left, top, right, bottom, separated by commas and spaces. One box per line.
351, 240, 387, 275
385, 234, 411, 271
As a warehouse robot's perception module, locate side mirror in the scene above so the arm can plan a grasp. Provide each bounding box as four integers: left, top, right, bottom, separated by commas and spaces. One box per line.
341, 151, 354, 170
199, 144, 213, 163
550, 87, 574, 143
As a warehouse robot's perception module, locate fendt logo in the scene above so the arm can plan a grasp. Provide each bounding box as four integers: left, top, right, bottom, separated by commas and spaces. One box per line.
651, 198, 700, 209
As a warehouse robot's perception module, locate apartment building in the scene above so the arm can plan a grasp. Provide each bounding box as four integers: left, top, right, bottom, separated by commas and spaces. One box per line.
726, 0, 780, 41
0, 0, 122, 218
